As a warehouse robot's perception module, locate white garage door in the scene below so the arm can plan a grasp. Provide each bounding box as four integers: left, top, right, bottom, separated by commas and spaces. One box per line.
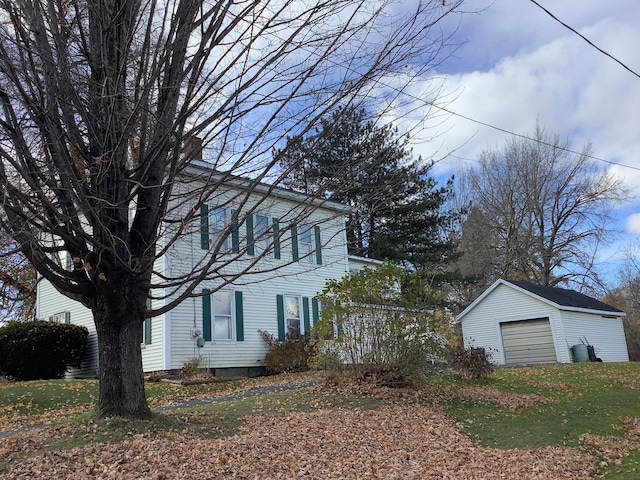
501, 318, 557, 365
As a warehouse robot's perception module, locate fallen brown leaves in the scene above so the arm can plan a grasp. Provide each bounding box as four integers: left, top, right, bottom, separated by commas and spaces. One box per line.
0, 425, 74, 466
454, 386, 553, 410
2, 405, 600, 480
581, 417, 640, 469
316, 379, 554, 410
0, 404, 93, 433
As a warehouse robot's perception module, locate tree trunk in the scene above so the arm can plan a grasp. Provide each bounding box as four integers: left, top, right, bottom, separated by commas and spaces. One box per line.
93, 288, 151, 419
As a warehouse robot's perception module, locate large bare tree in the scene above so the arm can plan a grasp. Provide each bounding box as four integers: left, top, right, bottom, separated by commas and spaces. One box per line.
457, 125, 627, 298
0, 0, 463, 417
606, 240, 640, 360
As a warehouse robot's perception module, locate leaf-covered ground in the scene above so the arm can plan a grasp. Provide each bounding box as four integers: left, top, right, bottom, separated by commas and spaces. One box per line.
1, 404, 601, 480
2, 366, 639, 479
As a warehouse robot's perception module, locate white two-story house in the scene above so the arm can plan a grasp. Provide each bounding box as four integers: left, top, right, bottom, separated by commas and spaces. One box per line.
36, 163, 367, 377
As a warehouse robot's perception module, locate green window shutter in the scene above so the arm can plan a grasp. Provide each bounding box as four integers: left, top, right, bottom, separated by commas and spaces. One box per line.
291, 225, 299, 261
246, 215, 254, 256
276, 294, 285, 341
200, 204, 209, 250
144, 319, 152, 345
235, 291, 244, 341
48, 315, 54, 322
272, 218, 281, 259
231, 210, 240, 253
314, 226, 322, 264
202, 288, 212, 341
312, 298, 320, 326
64, 311, 71, 324
144, 298, 152, 345
302, 297, 310, 337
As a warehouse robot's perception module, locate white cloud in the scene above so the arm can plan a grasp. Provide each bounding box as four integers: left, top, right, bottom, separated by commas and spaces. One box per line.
410, 15, 640, 203
626, 214, 640, 236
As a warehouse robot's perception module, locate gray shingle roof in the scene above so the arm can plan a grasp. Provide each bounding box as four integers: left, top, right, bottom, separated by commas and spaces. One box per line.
505, 280, 624, 313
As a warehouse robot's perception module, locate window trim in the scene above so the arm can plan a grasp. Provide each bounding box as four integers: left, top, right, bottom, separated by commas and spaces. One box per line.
209, 206, 230, 252
212, 289, 234, 341
294, 224, 322, 264
49, 311, 70, 324
283, 294, 303, 337
248, 212, 271, 257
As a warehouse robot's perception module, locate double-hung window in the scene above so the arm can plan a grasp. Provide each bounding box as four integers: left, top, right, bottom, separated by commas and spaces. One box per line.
202, 289, 244, 342
212, 290, 233, 340
210, 207, 229, 252
284, 295, 302, 336
298, 225, 314, 264
293, 224, 322, 264
276, 295, 320, 341
50, 311, 70, 324
253, 214, 270, 256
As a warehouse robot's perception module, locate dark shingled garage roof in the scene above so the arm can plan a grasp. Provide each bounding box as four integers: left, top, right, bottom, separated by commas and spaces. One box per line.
505, 279, 624, 313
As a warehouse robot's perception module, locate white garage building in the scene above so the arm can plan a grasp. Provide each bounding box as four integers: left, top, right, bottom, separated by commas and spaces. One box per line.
457, 279, 629, 366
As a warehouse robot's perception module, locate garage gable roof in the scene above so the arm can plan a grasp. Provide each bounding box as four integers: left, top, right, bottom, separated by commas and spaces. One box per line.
457, 279, 625, 322
504, 280, 623, 313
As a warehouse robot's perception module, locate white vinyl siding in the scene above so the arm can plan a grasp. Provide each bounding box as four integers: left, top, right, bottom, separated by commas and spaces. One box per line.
37, 279, 98, 378
169, 178, 346, 368
561, 311, 629, 362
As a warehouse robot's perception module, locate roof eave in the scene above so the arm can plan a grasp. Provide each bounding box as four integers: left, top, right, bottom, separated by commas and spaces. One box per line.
557, 305, 626, 317
455, 279, 626, 323
182, 162, 352, 214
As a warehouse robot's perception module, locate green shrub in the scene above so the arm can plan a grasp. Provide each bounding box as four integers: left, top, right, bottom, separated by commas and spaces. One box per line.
310, 263, 451, 387
0, 320, 88, 380
259, 330, 313, 373
450, 345, 495, 380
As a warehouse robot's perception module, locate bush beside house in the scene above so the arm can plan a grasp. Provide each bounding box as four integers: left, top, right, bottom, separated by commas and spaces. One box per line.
0, 320, 88, 380
310, 263, 451, 386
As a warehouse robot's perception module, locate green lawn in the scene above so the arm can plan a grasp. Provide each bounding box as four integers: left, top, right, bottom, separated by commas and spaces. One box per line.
444, 363, 639, 449
441, 362, 640, 478
0, 379, 97, 418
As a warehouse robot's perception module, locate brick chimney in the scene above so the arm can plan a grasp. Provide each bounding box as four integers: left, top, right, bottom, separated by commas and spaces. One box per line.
183, 136, 203, 161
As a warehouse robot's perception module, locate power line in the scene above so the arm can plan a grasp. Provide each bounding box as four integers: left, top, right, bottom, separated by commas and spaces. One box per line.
429, 103, 640, 172
292, 2, 640, 174
529, 0, 640, 80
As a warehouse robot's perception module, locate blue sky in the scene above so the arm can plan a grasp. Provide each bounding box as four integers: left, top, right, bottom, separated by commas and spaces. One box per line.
404, 0, 640, 284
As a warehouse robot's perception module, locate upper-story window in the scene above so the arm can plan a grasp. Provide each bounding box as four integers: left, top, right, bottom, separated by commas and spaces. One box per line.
294, 224, 322, 264
210, 207, 229, 252
298, 225, 314, 263
252, 214, 270, 256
